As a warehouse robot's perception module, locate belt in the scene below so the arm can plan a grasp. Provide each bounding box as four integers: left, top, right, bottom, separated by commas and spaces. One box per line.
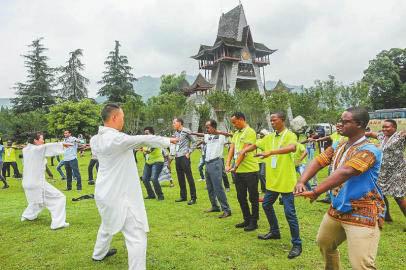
206, 157, 220, 164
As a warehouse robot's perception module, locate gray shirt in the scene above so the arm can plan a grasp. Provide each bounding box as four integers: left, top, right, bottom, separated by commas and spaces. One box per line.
173, 127, 196, 158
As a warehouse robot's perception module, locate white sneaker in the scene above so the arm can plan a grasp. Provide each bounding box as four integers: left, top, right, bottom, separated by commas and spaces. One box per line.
51, 222, 70, 230
225, 188, 230, 192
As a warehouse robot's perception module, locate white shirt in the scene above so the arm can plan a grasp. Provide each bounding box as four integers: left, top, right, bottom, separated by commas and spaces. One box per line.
22, 143, 65, 203
90, 126, 170, 234
204, 134, 227, 162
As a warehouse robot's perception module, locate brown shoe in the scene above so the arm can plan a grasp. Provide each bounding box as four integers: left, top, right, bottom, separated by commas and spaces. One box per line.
219, 211, 232, 218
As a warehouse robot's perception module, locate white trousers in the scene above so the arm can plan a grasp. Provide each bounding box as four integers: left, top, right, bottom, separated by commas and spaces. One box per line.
92, 213, 147, 270
21, 182, 67, 230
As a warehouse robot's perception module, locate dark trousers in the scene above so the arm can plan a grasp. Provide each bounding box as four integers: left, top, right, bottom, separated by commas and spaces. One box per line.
50, 155, 61, 166
142, 162, 164, 198
175, 156, 196, 200
221, 158, 230, 189
65, 158, 82, 190
234, 172, 259, 221
2, 162, 21, 179
88, 159, 99, 181
262, 190, 302, 246
259, 163, 266, 192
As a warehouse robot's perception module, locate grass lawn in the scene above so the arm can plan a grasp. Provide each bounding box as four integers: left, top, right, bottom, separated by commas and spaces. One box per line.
0, 150, 405, 270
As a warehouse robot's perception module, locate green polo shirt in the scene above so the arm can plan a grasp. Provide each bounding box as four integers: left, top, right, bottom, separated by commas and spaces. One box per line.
145, 147, 164, 165
293, 143, 307, 165
255, 138, 266, 164
330, 132, 342, 144
256, 129, 297, 193
4, 147, 17, 162
231, 125, 259, 173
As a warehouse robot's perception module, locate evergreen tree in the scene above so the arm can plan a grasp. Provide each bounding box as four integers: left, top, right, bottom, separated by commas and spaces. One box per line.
98, 40, 137, 103
12, 38, 56, 113
57, 49, 89, 101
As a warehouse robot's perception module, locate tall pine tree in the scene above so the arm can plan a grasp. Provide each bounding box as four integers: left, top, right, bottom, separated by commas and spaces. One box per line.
12, 38, 56, 113
57, 49, 89, 101
98, 40, 137, 103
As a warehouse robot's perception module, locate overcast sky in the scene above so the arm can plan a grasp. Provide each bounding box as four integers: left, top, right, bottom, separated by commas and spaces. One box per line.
0, 0, 405, 98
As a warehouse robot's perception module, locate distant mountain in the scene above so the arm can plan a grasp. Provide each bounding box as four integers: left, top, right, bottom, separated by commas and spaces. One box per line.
0, 76, 303, 106
0, 98, 11, 108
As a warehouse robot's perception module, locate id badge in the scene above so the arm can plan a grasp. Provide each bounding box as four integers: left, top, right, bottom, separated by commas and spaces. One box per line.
271, 156, 277, 168
175, 144, 180, 152
234, 151, 239, 160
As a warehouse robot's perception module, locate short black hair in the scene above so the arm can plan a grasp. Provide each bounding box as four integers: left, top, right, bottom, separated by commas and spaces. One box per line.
101, 103, 121, 122
231, 112, 245, 120
174, 117, 184, 125
271, 111, 286, 121
144, 126, 155, 134
346, 107, 370, 129
64, 129, 71, 134
27, 132, 43, 144
206, 119, 217, 129
384, 119, 397, 129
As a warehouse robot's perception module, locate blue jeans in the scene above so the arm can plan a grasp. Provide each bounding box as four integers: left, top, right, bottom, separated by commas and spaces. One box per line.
198, 156, 205, 179
65, 158, 82, 190
296, 164, 312, 191
205, 158, 231, 213
56, 160, 66, 179
142, 162, 164, 198
262, 190, 302, 246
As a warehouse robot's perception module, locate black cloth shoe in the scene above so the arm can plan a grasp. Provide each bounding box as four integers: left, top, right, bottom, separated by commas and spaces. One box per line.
235, 220, 249, 228
287, 245, 302, 259
92, 248, 117, 261
2, 184, 9, 189
88, 180, 95, 185
257, 232, 281, 240
244, 220, 258, 231
218, 211, 232, 218
175, 198, 187, 202
187, 199, 196, 205
144, 196, 156, 199
157, 195, 164, 201
204, 208, 221, 213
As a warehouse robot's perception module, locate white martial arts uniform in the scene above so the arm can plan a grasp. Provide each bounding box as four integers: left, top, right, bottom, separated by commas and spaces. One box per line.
91, 126, 170, 270
21, 143, 68, 230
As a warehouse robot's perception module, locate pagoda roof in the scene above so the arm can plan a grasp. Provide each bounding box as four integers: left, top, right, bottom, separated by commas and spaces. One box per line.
184, 73, 214, 95
191, 4, 276, 59
217, 4, 246, 40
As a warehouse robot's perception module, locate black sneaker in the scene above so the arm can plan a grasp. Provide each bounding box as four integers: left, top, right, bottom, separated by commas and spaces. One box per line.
2, 185, 9, 189
235, 220, 249, 228
88, 180, 95, 185
244, 220, 258, 232
187, 199, 196, 205
287, 245, 302, 259
92, 248, 117, 261
157, 196, 164, 201
257, 232, 281, 240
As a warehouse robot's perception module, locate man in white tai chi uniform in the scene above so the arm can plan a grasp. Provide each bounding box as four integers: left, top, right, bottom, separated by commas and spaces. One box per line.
21, 132, 70, 230
91, 103, 177, 269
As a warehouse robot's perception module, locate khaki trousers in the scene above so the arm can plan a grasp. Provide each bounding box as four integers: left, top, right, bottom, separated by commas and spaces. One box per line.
316, 213, 380, 270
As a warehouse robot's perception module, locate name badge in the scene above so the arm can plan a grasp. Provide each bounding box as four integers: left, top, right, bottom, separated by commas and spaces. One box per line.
175, 144, 180, 152
271, 156, 277, 168
234, 151, 239, 160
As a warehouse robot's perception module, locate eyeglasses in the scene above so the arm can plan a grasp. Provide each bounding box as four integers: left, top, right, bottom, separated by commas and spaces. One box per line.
340, 119, 355, 125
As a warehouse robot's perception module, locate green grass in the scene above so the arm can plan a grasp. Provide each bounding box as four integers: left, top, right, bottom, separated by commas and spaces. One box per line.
0, 150, 405, 270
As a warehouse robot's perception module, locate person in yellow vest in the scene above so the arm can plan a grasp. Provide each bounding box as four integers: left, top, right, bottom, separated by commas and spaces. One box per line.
2, 140, 22, 179
256, 129, 269, 194
226, 112, 259, 232
0, 140, 8, 188
238, 111, 302, 259
141, 127, 166, 200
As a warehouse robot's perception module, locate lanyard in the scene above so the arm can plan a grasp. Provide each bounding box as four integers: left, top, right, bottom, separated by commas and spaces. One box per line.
272, 129, 288, 151
332, 136, 366, 173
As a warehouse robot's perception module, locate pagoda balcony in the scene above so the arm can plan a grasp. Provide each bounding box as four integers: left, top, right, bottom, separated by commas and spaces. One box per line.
199, 60, 215, 70
253, 56, 270, 67
215, 55, 240, 63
